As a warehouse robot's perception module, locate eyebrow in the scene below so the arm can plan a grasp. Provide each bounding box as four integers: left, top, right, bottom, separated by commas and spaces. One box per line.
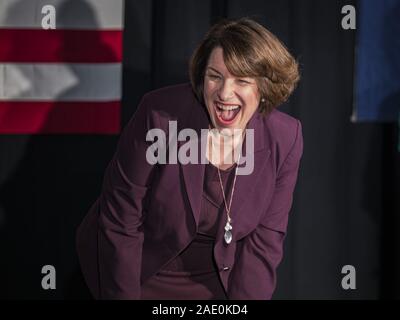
206, 67, 222, 75
206, 66, 254, 82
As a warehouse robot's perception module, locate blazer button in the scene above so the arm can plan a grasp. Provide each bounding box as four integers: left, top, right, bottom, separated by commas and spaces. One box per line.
223, 266, 230, 271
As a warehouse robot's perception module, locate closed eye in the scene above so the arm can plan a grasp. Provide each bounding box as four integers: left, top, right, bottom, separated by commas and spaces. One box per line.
237, 79, 251, 84
207, 73, 221, 80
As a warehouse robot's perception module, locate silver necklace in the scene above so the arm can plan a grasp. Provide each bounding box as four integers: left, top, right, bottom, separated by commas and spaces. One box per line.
217, 149, 242, 245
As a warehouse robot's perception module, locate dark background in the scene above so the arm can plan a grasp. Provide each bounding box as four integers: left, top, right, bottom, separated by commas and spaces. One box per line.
0, 0, 399, 299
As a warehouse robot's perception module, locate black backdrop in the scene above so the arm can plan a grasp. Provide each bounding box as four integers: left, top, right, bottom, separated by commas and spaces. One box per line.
0, 0, 399, 299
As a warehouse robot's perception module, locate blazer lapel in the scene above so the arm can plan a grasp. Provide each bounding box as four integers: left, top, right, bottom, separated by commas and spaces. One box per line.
180, 99, 209, 228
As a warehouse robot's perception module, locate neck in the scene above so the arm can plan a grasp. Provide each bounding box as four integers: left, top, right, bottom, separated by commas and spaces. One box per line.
206, 125, 245, 168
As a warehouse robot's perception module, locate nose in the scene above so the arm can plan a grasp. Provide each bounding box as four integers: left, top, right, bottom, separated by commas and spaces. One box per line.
217, 79, 235, 101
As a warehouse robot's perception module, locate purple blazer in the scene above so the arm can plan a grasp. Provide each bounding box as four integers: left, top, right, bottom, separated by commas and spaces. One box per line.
76, 83, 303, 300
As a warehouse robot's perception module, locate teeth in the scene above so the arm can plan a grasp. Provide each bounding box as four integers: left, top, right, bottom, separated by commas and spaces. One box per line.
216, 103, 240, 111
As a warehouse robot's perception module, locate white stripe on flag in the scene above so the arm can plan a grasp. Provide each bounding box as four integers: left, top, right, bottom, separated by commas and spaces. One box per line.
0, 0, 124, 30
0, 63, 122, 101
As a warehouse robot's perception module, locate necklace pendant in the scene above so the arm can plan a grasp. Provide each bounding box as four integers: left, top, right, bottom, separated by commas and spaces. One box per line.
224, 230, 232, 244
224, 229, 232, 244
224, 221, 233, 244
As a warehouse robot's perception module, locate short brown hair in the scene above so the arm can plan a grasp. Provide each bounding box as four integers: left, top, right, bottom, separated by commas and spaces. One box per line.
189, 17, 300, 115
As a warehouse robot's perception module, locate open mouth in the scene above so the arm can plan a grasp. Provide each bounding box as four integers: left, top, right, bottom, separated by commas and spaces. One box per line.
214, 102, 241, 125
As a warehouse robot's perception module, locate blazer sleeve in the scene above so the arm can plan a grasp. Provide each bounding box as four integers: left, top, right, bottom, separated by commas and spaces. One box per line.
76, 94, 156, 299
228, 120, 303, 300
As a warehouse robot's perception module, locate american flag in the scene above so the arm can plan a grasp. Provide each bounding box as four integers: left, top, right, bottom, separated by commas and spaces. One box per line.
0, 0, 124, 134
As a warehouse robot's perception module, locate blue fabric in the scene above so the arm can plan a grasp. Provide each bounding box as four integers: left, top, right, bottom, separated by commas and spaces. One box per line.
354, 0, 400, 122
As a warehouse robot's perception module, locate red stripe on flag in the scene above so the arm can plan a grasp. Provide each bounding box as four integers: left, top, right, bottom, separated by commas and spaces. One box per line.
0, 101, 120, 134
0, 29, 123, 63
